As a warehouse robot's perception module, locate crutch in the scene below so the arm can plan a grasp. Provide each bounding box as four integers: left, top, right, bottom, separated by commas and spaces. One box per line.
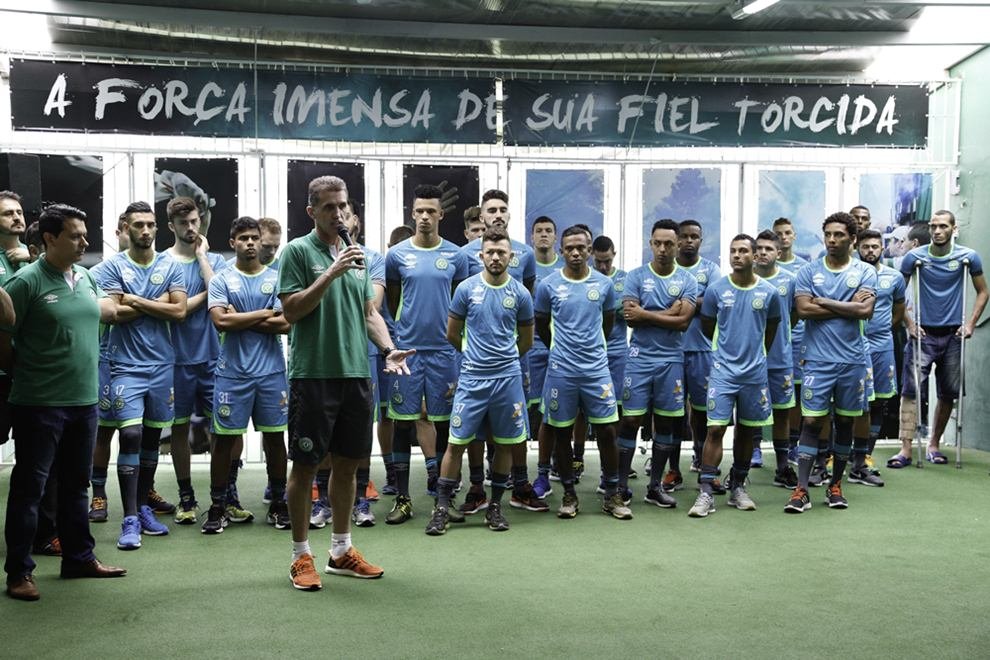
913, 260, 924, 469
956, 259, 970, 469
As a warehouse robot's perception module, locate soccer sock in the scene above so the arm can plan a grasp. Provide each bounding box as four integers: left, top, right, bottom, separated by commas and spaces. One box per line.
392, 423, 413, 497
228, 459, 241, 488
91, 465, 108, 499
796, 424, 821, 489
177, 478, 194, 499
772, 438, 790, 468
650, 433, 674, 490
869, 400, 885, 454
832, 418, 854, 483
435, 421, 450, 465
136, 427, 162, 506
511, 465, 528, 494
788, 428, 801, 450
209, 485, 226, 508
425, 457, 439, 486
116, 454, 140, 517
292, 540, 312, 562
393, 454, 411, 498
617, 436, 636, 491
355, 467, 370, 504
330, 533, 351, 560
469, 463, 485, 488
316, 469, 330, 502
699, 464, 718, 496
730, 463, 750, 488
270, 478, 287, 502
490, 472, 509, 505
382, 453, 395, 486
536, 462, 550, 478
437, 476, 457, 509
668, 419, 685, 473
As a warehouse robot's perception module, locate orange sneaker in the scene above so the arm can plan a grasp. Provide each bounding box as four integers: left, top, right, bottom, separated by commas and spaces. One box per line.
325, 547, 384, 579
289, 554, 322, 591
365, 480, 379, 502
311, 482, 319, 502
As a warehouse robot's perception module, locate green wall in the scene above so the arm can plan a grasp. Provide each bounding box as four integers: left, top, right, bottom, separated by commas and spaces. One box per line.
947, 47, 990, 451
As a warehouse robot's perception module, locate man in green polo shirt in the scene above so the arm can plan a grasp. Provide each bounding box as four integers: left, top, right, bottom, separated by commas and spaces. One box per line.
278, 175, 412, 592
1, 203, 126, 601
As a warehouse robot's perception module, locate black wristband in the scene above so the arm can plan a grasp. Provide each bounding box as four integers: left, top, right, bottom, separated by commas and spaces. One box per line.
382, 347, 395, 359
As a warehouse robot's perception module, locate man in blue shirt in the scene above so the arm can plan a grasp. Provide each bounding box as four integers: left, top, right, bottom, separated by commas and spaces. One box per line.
753, 230, 800, 489
850, 229, 905, 486
427, 226, 534, 535
689, 235, 780, 517
786, 212, 877, 514
385, 185, 468, 524
772, 217, 809, 459
890, 210, 987, 467
535, 226, 626, 519
616, 219, 696, 509
206, 216, 291, 534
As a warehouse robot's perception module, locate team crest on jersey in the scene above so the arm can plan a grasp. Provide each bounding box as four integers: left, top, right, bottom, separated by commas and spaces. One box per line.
587, 288, 601, 301
879, 277, 894, 289
615, 282, 624, 293
668, 284, 681, 296
948, 260, 960, 271
451, 415, 462, 428
752, 297, 765, 310
352, 269, 366, 280
803, 388, 813, 400
697, 273, 708, 284
151, 273, 165, 285
509, 256, 520, 268
260, 282, 275, 294
845, 275, 859, 288
778, 285, 787, 296
503, 296, 516, 309
435, 257, 449, 270
218, 405, 231, 418
707, 398, 716, 411
548, 399, 559, 412
297, 437, 314, 452
114, 397, 125, 410
392, 392, 403, 405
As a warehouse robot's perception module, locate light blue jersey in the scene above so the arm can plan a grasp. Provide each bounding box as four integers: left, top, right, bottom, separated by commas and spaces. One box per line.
701, 275, 782, 384
680, 257, 722, 352
386, 238, 468, 350
761, 267, 796, 370
171, 252, 227, 365
534, 269, 615, 377
795, 257, 878, 365
866, 262, 907, 353
208, 265, 285, 378
778, 254, 809, 271
97, 251, 186, 366
363, 246, 387, 356
532, 255, 562, 350
449, 273, 534, 378
606, 268, 628, 358
901, 243, 983, 328
622, 263, 697, 363
89, 259, 112, 362
462, 237, 536, 286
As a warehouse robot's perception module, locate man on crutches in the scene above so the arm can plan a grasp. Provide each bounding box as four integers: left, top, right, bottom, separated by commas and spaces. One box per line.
887, 211, 988, 469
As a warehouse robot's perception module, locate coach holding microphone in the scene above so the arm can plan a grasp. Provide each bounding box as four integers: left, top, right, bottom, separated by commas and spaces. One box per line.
279, 175, 412, 591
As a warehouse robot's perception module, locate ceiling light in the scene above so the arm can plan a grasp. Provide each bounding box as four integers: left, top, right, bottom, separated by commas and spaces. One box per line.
731, 0, 782, 20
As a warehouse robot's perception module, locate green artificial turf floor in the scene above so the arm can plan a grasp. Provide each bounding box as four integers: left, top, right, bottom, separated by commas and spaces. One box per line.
1, 446, 989, 659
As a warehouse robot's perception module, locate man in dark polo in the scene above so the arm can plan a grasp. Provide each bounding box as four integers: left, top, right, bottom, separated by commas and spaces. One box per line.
1, 204, 126, 601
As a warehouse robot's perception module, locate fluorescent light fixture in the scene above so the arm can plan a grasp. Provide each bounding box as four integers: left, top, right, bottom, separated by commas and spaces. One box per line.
731, 0, 782, 20
0, 11, 52, 51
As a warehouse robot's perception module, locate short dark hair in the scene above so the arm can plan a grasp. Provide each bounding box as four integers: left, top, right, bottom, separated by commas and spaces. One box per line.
756, 229, 780, 245
592, 235, 615, 253
679, 219, 702, 234
39, 203, 86, 246
532, 215, 556, 231
230, 215, 259, 238
850, 205, 870, 216
0, 190, 22, 203
731, 233, 756, 251
933, 209, 955, 225
652, 219, 680, 235
574, 223, 594, 240
561, 225, 592, 244
258, 217, 282, 235
772, 217, 792, 229
308, 175, 347, 207
463, 206, 481, 227
481, 225, 510, 246
822, 211, 858, 240
413, 184, 443, 201
481, 189, 509, 205
166, 196, 198, 222
908, 222, 931, 246
24, 221, 43, 251
857, 229, 883, 243
388, 224, 414, 247
116, 213, 128, 231
123, 201, 153, 218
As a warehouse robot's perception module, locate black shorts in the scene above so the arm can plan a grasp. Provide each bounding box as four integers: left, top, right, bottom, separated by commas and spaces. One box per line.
288, 378, 373, 464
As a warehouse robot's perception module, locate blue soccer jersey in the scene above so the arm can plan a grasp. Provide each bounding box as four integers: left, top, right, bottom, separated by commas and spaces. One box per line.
171, 252, 227, 365
901, 243, 983, 328
778, 254, 809, 271
866, 263, 907, 353
98, 251, 186, 367
701, 276, 782, 384
89, 259, 112, 363
761, 267, 796, 370
534, 269, 615, 377
208, 266, 286, 378
622, 263, 698, 363
386, 238, 468, 350
462, 237, 537, 286
363, 245, 387, 356
532, 255, 562, 350
680, 258, 722, 352
795, 257, 878, 365
449, 273, 534, 378
606, 268, 628, 358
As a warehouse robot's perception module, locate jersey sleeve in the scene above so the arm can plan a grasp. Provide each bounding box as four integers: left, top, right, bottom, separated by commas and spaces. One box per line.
0, 274, 32, 334
448, 281, 468, 320
859, 265, 878, 294
167, 259, 187, 293
966, 249, 983, 277
454, 247, 470, 281
622, 268, 640, 302
385, 247, 401, 285
682, 274, 699, 305
210, 253, 227, 274
700, 282, 718, 318
534, 279, 551, 315
893, 272, 907, 303
602, 278, 616, 314
900, 251, 918, 277
767, 284, 783, 321
208, 275, 229, 310
98, 258, 123, 295
517, 284, 535, 324
363, 269, 374, 302
368, 251, 386, 286
522, 250, 536, 283
278, 243, 307, 295
794, 263, 814, 298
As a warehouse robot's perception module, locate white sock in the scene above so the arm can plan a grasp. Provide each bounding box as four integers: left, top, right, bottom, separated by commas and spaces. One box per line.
292, 540, 312, 562
330, 532, 352, 560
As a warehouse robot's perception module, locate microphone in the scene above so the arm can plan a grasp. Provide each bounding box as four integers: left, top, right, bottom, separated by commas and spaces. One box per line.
337, 225, 364, 267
